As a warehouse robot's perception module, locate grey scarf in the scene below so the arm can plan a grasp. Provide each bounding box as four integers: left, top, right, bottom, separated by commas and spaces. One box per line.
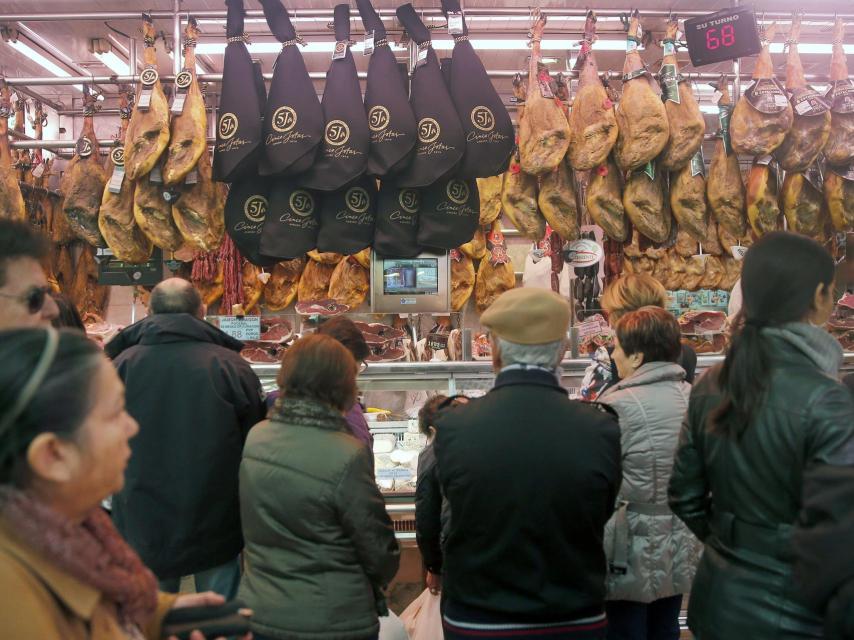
763, 322, 844, 376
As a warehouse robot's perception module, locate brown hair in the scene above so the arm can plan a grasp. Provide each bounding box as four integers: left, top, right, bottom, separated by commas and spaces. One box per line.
615, 306, 682, 365
316, 316, 370, 362
276, 334, 357, 411
601, 274, 668, 324
418, 395, 448, 436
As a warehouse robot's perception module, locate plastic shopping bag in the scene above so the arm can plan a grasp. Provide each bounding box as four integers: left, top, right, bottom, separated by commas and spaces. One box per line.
400, 588, 444, 640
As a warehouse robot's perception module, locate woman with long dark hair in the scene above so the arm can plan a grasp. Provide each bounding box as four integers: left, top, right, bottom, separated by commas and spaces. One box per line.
668, 232, 854, 640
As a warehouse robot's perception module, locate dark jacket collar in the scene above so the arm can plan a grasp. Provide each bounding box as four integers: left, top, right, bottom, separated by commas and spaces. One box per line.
493, 366, 567, 395
105, 313, 243, 359
272, 398, 350, 433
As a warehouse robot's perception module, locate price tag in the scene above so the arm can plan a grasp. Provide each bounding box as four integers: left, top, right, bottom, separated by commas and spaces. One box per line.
363, 31, 375, 56
31, 162, 45, 179
731, 245, 748, 260
219, 315, 261, 341
376, 468, 414, 480
416, 44, 429, 67
690, 148, 705, 177
827, 79, 854, 114
660, 63, 681, 104
448, 11, 464, 35
712, 89, 723, 104
149, 165, 163, 184
332, 40, 347, 60
108, 165, 125, 194
184, 167, 199, 185
745, 78, 789, 114
170, 70, 193, 114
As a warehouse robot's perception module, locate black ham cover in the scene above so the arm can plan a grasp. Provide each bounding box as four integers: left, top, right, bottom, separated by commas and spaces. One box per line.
224, 175, 279, 266
259, 181, 321, 259
356, 0, 417, 177
299, 5, 369, 191
212, 0, 265, 182
393, 3, 464, 188
258, 0, 323, 177
417, 176, 480, 250
373, 181, 421, 258
316, 175, 377, 254
440, 0, 514, 178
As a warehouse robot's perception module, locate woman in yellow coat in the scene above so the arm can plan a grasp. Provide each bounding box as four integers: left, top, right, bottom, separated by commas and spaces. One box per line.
0, 327, 242, 640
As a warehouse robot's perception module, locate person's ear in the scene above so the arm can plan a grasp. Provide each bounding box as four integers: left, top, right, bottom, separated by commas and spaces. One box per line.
26, 433, 80, 484
197, 302, 207, 319
630, 351, 644, 370
427, 425, 437, 443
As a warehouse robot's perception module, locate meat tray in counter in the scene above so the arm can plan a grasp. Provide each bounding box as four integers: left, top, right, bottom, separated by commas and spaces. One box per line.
355, 322, 407, 363
678, 310, 727, 354
828, 293, 854, 351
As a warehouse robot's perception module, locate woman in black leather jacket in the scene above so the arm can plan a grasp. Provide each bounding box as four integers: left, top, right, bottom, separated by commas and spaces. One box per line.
668, 232, 854, 640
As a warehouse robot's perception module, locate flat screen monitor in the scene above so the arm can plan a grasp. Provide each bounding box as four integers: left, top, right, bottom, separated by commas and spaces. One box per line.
371, 251, 450, 313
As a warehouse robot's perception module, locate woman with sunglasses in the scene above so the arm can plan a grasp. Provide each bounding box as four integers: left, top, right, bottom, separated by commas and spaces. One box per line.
0, 328, 250, 640
0, 219, 59, 330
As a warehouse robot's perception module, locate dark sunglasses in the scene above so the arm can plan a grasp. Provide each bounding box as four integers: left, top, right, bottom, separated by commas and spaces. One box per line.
0, 285, 51, 314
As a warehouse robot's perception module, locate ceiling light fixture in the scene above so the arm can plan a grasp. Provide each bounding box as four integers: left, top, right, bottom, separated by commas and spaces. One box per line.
94, 50, 131, 76
6, 39, 83, 92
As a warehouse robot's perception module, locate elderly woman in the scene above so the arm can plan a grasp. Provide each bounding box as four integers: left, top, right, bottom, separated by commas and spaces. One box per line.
0, 327, 241, 640
598, 307, 700, 640
239, 334, 400, 640
581, 274, 696, 401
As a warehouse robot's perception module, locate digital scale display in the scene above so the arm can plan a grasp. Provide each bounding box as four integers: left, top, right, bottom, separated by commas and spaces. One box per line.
382, 258, 440, 296
684, 7, 762, 67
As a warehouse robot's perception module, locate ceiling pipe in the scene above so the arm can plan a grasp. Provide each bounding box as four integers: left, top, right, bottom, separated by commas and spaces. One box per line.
2, 9, 854, 22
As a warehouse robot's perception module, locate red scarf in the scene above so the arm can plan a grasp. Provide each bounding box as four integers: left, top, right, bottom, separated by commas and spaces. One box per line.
0, 487, 158, 629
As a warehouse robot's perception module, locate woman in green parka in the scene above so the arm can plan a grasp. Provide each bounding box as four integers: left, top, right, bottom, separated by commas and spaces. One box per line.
668, 232, 854, 639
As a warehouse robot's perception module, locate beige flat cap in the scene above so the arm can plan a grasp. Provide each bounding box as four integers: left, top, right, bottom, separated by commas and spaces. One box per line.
480, 287, 571, 345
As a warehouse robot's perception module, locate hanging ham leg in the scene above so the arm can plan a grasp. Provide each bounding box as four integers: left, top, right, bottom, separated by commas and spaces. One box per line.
746, 160, 781, 236
501, 160, 545, 241
163, 17, 207, 185
99, 89, 153, 263
450, 248, 476, 312
707, 82, 747, 238
567, 12, 618, 171
538, 158, 579, 241
62, 88, 108, 247
774, 15, 831, 172
614, 11, 669, 171
825, 167, 854, 231
731, 24, 793, 156
172, 151, 226, 252
623, 163, 671, 243
124, 14, 170, 181
824, 18, 854, 166
670, 152, 708, 242
782, 171, 827, 238
518, 11, 570, 176
659, 19, 705, 170
0, 83, 25, 221
587, 158, 627, 242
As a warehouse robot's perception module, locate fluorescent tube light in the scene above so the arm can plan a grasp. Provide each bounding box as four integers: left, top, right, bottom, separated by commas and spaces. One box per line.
769, 43, 854, 54
95, 50, 131, 76
168, 51, 208, 75
6, 39, 83, 92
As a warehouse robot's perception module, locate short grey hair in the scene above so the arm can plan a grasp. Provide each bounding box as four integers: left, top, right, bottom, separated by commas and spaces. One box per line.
149, 279, 203, 315
495, 337, 564, 369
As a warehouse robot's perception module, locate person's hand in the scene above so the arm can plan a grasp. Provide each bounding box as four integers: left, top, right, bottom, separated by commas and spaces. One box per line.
426, 571, 441, 595
168, 592, 253, 640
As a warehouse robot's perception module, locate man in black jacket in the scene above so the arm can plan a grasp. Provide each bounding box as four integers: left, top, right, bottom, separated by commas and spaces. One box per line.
106, 278, 265, 598
432, 288, 622, 640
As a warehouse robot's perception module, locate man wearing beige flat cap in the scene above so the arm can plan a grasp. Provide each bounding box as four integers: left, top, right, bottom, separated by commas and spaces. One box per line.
432, 288, 622, 640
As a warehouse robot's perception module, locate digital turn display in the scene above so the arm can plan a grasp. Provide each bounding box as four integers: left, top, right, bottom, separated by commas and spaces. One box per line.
684, 7, 762, 67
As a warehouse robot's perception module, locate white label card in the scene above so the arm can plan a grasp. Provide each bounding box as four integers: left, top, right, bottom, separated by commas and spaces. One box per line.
448, 12, 464, 35
108, 166, 125, 194
219, 316, 261, 341
731, 245, 748, 261
363, 31, 375, 56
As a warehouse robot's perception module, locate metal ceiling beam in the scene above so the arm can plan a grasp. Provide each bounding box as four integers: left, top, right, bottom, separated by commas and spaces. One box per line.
4, 71, 851, 86
2, 8, 854, 23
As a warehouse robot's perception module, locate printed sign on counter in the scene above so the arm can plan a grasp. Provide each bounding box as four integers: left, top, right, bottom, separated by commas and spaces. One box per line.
218, 316, 261, 341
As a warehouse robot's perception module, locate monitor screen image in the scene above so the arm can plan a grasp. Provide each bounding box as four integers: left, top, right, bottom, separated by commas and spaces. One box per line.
382, 258, 440, 295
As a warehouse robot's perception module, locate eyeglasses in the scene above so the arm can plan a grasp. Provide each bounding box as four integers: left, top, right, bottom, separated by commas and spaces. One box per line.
0, 285, 52, 315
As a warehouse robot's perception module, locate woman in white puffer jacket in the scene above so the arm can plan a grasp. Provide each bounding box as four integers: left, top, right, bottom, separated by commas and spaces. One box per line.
598, 306, 702, 640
